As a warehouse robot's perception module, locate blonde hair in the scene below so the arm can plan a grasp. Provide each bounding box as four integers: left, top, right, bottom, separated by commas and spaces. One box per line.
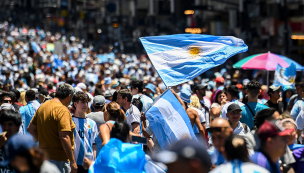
189, 95, 201, 109
19, 91, 27, 105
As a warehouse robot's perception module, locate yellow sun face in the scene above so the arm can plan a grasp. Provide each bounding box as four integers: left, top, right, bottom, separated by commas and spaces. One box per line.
187, 46, 202, 58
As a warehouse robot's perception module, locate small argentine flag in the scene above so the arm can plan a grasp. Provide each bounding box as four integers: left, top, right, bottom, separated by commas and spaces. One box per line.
145, 89, 196, 150
273, 63, 296, 87
140, 34, 248, 86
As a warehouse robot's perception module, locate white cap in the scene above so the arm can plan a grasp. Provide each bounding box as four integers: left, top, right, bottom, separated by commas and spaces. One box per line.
76, 83, 87, 90
105, 70, 111, 75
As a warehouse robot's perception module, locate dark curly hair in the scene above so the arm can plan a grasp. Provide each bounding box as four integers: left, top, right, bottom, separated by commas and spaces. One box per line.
132, 97, 143, 112
227, 86, 239, 98
72, 91, 92, 108
246, 80, 261, 98
130, 80, 144, 93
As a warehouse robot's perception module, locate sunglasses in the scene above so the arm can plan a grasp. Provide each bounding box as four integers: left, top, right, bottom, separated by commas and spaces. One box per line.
3, 100, 12, 103
207, 127, 230, 133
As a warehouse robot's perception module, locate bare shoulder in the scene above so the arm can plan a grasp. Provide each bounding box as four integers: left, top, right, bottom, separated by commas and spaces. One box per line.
186, 107, 198, 116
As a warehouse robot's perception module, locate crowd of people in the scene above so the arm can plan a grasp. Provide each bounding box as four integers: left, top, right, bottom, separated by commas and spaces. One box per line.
0, 22, 304, 173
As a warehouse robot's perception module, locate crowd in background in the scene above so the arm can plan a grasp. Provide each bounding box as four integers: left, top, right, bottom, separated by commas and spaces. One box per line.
0, 22, 304, 173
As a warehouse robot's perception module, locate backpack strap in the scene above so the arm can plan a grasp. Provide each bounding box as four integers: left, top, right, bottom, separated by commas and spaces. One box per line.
245, 103, 255, 118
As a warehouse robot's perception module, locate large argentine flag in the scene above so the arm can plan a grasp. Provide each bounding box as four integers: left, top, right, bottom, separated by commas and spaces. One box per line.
140, 34, 248, 86
145, 89, 196, 150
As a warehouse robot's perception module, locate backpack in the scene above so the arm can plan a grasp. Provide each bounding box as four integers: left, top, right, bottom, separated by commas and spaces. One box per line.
242, 123, 249, 134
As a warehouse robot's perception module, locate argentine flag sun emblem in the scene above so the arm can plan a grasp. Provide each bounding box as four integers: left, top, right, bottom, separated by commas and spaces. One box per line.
188, 46, 203, 58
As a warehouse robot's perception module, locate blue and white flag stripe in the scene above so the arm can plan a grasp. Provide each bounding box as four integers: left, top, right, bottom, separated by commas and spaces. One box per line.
145, 89, 196, 150
140, 34, 248, 87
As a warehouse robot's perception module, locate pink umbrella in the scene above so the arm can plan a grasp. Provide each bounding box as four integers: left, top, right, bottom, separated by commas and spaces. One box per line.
233, 52, 290, 70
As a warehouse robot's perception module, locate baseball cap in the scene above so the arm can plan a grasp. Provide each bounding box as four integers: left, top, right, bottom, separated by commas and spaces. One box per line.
104, 77, 112, 85
93, 95, 105, 106
76, 83, 87, 90
267, 85, 282, 94
281, 118, 297, 129
215, 76, 225, 84
145, 83, 156, 94
258, 120, 294, 141
153, 139, 211, 167
227, 103, 242, 113
39, 88, 49, 97
283, 85, 294, 92
180, 89, 191, 104
236, 84, 243, 89
105, 70, 111, 75
193, 84, 207, 92
104, 90, 113, 97
0, 134, 35, 166
38, 78, 44, 85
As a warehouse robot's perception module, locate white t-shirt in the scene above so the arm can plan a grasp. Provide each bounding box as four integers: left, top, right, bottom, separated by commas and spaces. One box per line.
233, 122, 250, 136
211, 102, 221, 109
126, 105, 141, 130
190, 107, 206, 133
200, 98, 211, 128
296, 110, 304, 131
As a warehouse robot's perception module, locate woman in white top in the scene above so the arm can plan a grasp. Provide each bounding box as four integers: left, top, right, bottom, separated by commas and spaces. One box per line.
210, 90, 227, 119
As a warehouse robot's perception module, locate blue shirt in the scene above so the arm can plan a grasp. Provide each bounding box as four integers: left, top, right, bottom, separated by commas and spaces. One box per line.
19, 101, 41, 134
250, 151, 280, 173
209, 148, 226, 166
240, 102, 269, 129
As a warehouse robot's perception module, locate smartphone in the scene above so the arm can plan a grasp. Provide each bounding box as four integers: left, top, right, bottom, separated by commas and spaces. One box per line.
131, 136, 147, 144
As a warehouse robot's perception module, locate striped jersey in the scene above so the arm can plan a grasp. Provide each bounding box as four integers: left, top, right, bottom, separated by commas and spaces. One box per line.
290, 100, 304, 119
72, 117, 98, 166
132, 94, 153, 112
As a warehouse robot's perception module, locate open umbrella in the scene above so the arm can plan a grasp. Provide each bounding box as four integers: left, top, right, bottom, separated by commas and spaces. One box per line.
233, 52, 303, 71
233, 52, 303, 86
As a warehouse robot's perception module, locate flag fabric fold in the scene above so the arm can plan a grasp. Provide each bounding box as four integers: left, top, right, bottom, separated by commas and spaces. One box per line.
273, 63, 296, 87
140, 34, 248, 86
145, 89, 196, 150
89, 138, 146, 173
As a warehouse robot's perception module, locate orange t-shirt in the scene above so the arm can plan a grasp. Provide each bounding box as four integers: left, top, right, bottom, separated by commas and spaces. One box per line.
31, 100, 75, 161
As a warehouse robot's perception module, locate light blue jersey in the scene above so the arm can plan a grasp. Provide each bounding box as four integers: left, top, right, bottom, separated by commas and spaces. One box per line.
72, 117, 98, 166
20, 101, 40, 134
132, 94, 153, 113
240, 102, 268, 129
290, 100, 304, 120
